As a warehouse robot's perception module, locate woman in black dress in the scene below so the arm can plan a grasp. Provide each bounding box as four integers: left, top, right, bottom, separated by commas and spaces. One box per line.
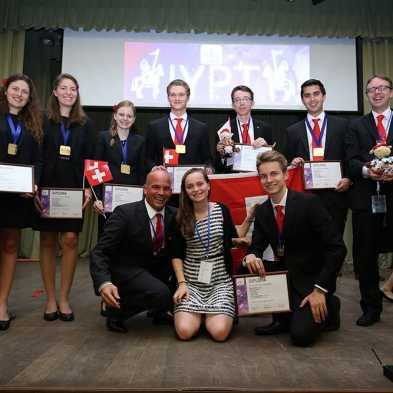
35, 73, 95, 322
93, 100, 145, 229
0, 74, 43, 330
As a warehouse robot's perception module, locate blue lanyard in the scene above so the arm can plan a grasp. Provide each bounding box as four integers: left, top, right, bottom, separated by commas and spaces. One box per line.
6, 115, 22, 144
120, 139, 128, 163
194, 205, 211, 257
168, 116, 189, 145
305, 116, 327, 147
60, 122, 71, 145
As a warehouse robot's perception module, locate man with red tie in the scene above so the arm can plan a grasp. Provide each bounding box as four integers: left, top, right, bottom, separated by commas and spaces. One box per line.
286, 79, 351, 238
90, 168, 176, 333
244, 151, 346, 346
346, 74, 393, 327
145, 79, 212, 170
215, 85, 273, 172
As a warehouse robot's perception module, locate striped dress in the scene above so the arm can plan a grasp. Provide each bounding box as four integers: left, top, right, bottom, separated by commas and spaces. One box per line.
174, 203, 235, 317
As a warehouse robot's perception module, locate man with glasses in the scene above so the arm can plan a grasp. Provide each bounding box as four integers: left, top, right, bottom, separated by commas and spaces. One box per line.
346, 74, 393, 327
215, 85, 273, 173
145, 79, 212, 170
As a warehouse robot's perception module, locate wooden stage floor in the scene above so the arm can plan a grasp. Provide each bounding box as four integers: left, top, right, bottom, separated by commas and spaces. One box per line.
0, 260, 393, 393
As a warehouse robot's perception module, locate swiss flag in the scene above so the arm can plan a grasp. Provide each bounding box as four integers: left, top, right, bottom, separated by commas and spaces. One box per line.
163, 148, 179, 165
84, 160, 113, 186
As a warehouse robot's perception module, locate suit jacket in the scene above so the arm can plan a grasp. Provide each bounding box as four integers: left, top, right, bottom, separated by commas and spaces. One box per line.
145, 115, 212, 170
90, 200, 177, 295
0, 113, 42, 183
40, 116, 96, 188
215, 117, 273, 173
247, 190, 346, 296
286, 114, 350, 210
346, 111, 393, 211
95, 130, 145, 199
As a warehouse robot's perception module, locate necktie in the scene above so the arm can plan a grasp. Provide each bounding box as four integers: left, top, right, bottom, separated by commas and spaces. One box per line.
312, 118, 323, 161
175, 118, 183, 145
376, 114, 386, 142
241, 123, 251, 144
275, 205, 284, 234
154, 213, 164, 251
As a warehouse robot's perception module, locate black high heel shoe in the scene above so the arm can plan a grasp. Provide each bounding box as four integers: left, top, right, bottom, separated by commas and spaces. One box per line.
0, 313, 16, 331
43, 310, 59, 321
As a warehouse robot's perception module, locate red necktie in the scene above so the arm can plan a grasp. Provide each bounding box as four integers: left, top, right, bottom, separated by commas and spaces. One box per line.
175, 118, 183, 145
242, 123, 251, 144
376, 114, 386, 142
154, 213, 164, 251
275, 205, 284, 234
312, 118, 323, 161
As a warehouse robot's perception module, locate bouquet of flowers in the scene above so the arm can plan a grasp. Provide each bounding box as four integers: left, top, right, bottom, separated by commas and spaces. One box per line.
368, 143, 393, 175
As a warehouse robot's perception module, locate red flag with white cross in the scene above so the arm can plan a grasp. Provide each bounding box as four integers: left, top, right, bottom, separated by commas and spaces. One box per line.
163, 148, 179, 165
84, 160, 113, 186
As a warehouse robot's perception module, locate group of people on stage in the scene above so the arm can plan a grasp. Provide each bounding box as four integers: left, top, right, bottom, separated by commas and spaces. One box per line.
0, 71, 392, 347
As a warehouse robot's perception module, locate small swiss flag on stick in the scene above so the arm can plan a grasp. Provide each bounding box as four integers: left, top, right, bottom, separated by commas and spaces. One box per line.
84, 160, 113, 186
163, 148, 179, 165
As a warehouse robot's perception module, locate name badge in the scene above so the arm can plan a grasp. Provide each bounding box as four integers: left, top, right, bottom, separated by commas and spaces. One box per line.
176, 144, 186, 154
198, 260, 213, 284
312, 147, 324, 158
59, 145, 71, 156
120, 164, 131, 175
7, 143, 17, 155
371, 194, 387, 214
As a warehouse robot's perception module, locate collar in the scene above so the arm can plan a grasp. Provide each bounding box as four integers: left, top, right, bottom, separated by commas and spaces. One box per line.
372, 108, 392, 121
236, 115, 252, 125
307, 111, 325, 124
270, 188, 288, 209
144, 199, 165, 220
170, 112, 188, 122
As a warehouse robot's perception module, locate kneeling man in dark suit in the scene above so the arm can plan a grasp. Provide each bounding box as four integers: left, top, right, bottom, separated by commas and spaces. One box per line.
244, 151, 346, 346
90, 168, 176, 333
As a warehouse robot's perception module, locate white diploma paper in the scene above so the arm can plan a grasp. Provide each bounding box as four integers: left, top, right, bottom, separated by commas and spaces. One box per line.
0, 163, 34, 193
233, 145, 272, 172
166, 166, 204, 194
303, 161, 342, 190
235, 273, 290, 316
40, 188, 83, 219
103, 184, 143, 213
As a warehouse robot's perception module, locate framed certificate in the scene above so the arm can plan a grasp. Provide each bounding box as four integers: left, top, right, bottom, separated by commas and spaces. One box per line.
40, 188, 83, 219
103, 184, 143, 213
166, 165, 204, 194
0, 162, 34, 193
233, 272, 291, 316
303, 160, 342, 190
233, 145, 272, 172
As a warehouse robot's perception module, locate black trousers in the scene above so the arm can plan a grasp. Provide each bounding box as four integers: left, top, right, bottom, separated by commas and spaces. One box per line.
108, 268, 174, 321
352, 210, 384, 315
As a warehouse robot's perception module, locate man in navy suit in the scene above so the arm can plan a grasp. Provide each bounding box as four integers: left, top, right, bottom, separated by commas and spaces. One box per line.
286, 79, 351, 237
346, 74, 393, 326
244, 151, 345, 346
215, 85, 273, 172
90, 168, 176, 333
145, 79, 212, 170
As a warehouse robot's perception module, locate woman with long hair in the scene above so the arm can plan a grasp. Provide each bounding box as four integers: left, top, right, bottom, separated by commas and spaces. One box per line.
34, 73, 96, 322
171, 168, 247, 341
0, 73, 43, 330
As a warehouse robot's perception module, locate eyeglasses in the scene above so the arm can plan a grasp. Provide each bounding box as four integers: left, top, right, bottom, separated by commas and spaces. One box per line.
233, 97, 253, 104
366, 85, 392, 94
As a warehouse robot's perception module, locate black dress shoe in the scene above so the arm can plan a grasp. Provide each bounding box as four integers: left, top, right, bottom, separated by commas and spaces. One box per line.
0, 313, 16, 331
254, 321, 289, 336
356, 312, 380, 327
43, 311, 59, 321
106, 318, 128, 333
59, 311, 74, 322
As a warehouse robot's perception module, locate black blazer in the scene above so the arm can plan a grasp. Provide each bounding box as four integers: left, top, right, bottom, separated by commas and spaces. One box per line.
39, 116, 96, 188
286, 114, 350, 209
90, 200, 177, 295
346, 111, 393, 211
170, 202, 237, 275
214, 117, 273, 173
145, 115, 212, 170
95, 130, 145, 198
0, 113, 42, 183
247, 190, 346, 296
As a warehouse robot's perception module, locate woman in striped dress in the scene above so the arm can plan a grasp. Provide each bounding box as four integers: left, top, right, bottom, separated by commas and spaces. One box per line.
171, 168, 246, 341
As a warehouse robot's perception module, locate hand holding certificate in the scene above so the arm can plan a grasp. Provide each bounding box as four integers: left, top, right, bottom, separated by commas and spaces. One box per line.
233, 145, 272, 172
234, 272, 290, 316
303, 160, 342, 190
